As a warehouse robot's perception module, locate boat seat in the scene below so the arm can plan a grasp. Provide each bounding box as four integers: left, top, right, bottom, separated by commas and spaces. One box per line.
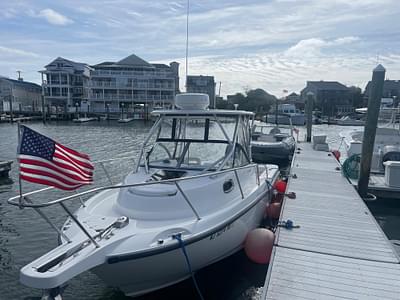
258, 135, 276, 142
269, 127, 281, 134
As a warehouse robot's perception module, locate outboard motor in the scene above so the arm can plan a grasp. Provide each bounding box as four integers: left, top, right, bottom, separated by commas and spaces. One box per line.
41, 287, 63, 300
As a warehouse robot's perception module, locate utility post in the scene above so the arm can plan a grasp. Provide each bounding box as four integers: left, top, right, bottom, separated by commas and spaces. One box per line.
358, 64, 386, 198
9, 95, 14, 123
306, 92, 314, 142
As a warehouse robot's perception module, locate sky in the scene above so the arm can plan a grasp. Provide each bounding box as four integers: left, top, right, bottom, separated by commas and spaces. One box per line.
1, 0, 400, 97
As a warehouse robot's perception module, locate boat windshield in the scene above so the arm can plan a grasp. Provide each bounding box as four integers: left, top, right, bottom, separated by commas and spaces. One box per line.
253, 123, 293, 137
141, 115, 252, 171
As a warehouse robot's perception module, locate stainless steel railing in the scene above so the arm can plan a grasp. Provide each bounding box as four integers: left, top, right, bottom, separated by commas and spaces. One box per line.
8, 162, 265, 248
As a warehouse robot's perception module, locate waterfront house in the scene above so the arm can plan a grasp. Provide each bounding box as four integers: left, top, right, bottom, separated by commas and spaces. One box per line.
186, 75, 216, 108
0, 77, 42, 113
301, 81, 352, 116
89, 54, 179, 116
40, 54, 180, 117
365, 80, 400, 106
39, 57, 92, 115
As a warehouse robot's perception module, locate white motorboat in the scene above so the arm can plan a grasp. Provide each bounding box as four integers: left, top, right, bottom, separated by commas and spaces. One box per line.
8, 93, 279, 298
117, 117, 135, 123
336, 116, 365, 126
72, 117, 97, 123
342, 127, 400, 173
267, 104, 306, 126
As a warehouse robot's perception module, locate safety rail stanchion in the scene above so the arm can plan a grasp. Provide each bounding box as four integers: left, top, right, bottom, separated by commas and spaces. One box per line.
75, 190, 86, 207
59, 202, 100, 248
234, 169, 244, 199
99, 162, 113, 185
256, 165, 260, 185
25, 197, 71, 243
174, 182, 201, 220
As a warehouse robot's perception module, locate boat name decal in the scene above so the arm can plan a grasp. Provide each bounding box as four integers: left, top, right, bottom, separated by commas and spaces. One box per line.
209, 223, 233, 240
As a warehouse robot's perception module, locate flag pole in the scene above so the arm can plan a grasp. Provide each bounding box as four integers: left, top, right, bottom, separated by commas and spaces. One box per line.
17, 122, 24, 208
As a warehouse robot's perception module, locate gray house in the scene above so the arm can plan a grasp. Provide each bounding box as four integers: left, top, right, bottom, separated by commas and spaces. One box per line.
0, 77, 42, 113
301, 81, 352, 116
365, 80, 400, 106
186, 75, 216, 108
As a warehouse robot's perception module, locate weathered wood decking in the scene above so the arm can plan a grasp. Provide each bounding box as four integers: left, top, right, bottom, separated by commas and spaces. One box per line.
262, 143, 400, 299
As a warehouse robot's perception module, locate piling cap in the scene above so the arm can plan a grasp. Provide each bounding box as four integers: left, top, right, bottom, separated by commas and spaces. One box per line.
374, 64, 386, 72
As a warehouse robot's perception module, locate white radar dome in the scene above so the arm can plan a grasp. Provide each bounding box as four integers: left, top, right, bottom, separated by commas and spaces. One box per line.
175, 93, 209, 110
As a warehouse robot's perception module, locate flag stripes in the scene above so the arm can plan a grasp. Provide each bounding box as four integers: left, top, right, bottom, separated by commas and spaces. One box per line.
18, 126, 94, 191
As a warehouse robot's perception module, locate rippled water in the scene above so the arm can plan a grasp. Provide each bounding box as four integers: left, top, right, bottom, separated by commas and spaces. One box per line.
0, 121, 399, 300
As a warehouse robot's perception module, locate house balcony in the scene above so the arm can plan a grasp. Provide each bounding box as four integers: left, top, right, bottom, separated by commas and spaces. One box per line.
91, 70, 173, 78
88, 94, 174, 102
88, 82, 174, 90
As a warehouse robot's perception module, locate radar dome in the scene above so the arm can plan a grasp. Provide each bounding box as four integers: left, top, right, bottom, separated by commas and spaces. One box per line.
175, 93, 209, 110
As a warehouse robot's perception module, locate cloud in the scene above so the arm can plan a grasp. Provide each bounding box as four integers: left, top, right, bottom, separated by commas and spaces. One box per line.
38, 8, 73, 26
0, 46, 39, 58
285, 37, 360, 57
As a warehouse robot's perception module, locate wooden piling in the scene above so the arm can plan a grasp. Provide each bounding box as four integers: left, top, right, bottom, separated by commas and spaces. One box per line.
358, 64, 386, 198
306, 92, 314, 142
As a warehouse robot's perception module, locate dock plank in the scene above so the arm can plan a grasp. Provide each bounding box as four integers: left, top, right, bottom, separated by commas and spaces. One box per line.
263, 143, 400, 299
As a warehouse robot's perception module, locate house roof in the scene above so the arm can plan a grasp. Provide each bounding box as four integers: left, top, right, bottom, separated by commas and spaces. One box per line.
152, 63, 170, 69
307, 81, 349, 91
45, 57, 88, 70
0, 78, 41, 89
116, 54, 152, 67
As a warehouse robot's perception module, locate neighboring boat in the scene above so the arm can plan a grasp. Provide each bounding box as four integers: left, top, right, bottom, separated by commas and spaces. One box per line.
0, 160, 12, 178
267, 104, 305, 126
336, 115, 365, 126
117, 117, 134, 123
72, 117, 97, 123
251, 120, 296, 166
8, 93, 279, 298
342, 127, 400, 172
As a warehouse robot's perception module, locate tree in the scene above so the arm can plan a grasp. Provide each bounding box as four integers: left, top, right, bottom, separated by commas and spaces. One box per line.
216, 98, 234, 109
241, 89, 277, 113
348, 86, 363, 108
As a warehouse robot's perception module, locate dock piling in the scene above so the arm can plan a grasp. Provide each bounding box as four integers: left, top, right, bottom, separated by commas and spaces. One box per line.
358, 64, 386, 198
306, 92, 314, 142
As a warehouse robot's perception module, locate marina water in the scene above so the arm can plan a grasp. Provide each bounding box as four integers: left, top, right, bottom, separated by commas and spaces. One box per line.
0, 121, 399, 300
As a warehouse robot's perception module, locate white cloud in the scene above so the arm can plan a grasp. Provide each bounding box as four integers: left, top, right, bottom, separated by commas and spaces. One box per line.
285, 37, 360, 57
38, 8, 73, 26
0, 46, 39, 58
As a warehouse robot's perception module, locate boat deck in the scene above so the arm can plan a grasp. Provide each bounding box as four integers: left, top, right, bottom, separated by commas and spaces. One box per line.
262, 142, 400, 299
349, 174, 400, 200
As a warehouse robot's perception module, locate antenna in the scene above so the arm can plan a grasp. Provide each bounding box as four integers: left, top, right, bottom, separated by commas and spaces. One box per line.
185, 0, 190, 91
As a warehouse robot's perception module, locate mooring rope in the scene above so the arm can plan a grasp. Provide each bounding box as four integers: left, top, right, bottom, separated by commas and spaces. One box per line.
173, 233, 205, 300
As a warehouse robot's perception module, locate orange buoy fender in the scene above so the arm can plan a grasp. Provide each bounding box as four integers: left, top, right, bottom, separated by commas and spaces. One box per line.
274, 180, 287, 193
266, 202, 281, 219
332, 150, 341, 161
244, 228, 275, 264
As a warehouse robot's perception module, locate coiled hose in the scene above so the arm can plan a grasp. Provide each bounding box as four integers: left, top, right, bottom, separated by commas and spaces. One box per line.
342, 154, 361, 179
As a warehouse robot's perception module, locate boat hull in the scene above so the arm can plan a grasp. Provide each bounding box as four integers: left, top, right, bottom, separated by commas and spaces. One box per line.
92, 193, 268, 296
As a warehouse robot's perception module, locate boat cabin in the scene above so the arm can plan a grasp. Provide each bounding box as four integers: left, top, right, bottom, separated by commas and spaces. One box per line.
137, 108, 254, 176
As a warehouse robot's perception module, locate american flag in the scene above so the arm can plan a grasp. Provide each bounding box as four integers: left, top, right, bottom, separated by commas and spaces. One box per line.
18, 125, 94, 190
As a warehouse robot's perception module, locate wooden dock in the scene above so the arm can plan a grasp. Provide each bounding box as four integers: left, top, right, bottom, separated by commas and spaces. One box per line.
262, 142, 400, 299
